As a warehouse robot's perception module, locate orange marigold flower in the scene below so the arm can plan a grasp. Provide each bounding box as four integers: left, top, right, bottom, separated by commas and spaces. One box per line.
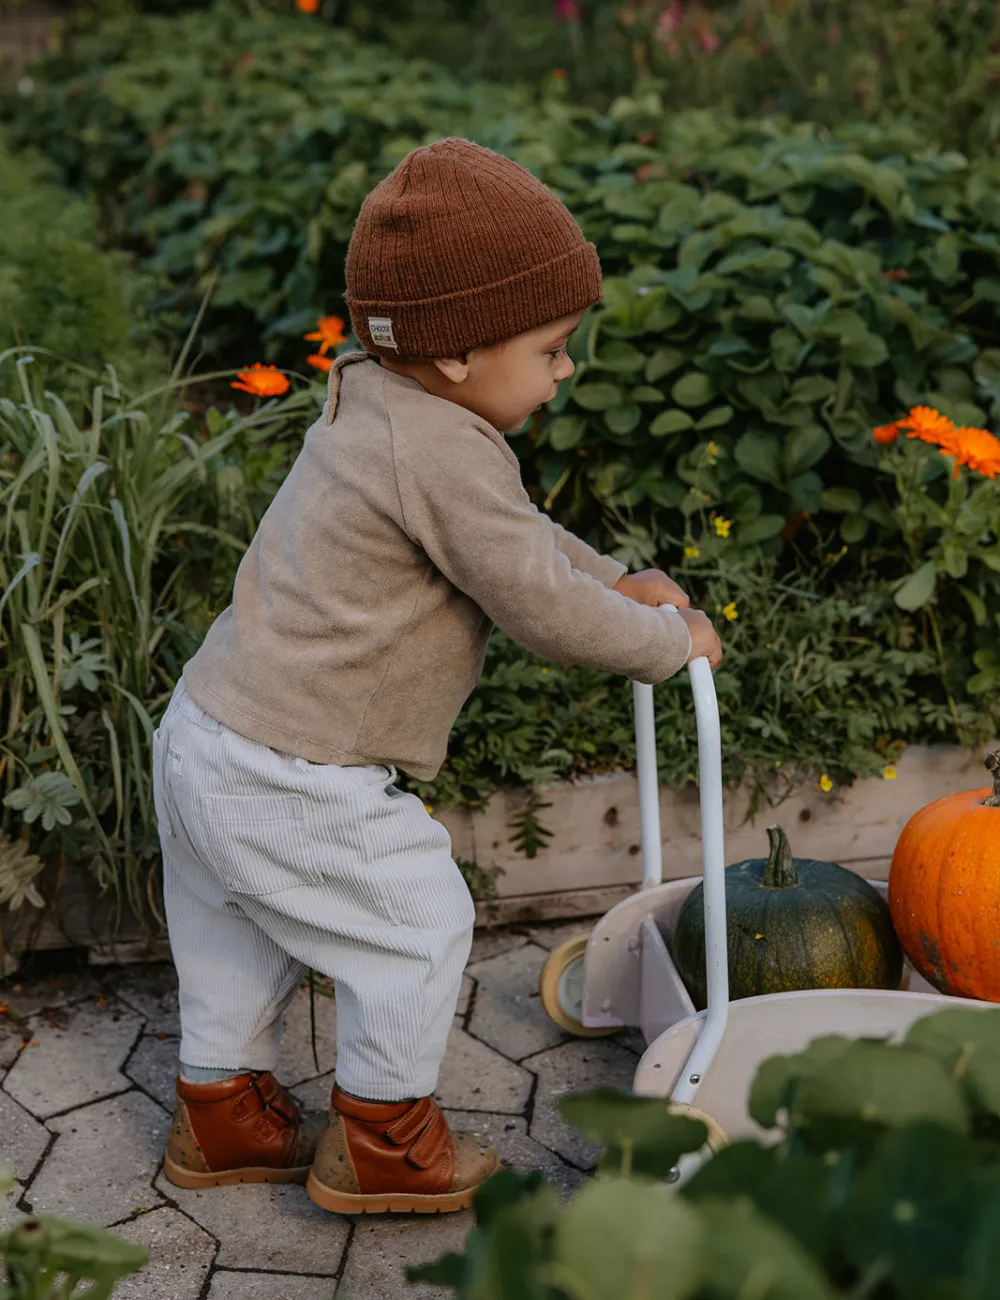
307, 353, 333, 373
304, 315, 347, 355
897, 405, 959, 452
231, 363, 290, 397
296, 0, 319, 12
948, 425, 1000, 479
873, 423, 900, 444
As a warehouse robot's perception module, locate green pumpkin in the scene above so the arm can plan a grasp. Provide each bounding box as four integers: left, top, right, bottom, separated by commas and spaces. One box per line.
671, 826, 903, 1010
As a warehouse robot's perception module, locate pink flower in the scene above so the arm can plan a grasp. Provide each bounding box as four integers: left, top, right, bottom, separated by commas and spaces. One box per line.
553, 0, 580, 20
656, 1, 684, 39
696, 25, 719, 52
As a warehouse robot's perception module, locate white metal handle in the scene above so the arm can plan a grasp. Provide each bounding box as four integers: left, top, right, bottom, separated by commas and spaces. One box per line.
631, 608, 729, 1106
633, 678, 663, 890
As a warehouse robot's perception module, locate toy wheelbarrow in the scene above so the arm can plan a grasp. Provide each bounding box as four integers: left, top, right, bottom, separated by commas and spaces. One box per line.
539, 627, 995, 1153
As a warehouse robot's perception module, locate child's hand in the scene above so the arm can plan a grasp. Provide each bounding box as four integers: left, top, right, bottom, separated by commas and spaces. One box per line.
613, 569, 690, 609
678, 608, 724, 670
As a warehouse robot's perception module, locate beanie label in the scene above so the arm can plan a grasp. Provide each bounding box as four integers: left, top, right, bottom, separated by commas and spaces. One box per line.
367, 317, 399, 351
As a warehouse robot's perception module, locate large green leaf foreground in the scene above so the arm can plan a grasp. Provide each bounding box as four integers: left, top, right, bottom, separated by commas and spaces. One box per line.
411, 1007, 1000, 1300
0, 1164, 147, 1299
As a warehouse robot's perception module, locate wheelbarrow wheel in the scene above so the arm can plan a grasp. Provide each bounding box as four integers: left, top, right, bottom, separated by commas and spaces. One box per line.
666, 1102, 728, 1153
539, 934, 619, 1038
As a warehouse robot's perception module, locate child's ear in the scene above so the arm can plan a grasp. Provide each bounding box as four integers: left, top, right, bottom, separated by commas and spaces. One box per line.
432, 355, 470, 384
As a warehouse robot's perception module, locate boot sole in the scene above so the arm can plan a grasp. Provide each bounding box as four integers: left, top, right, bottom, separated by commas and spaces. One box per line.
164, 1155, 311, 1189
305, 1171, 477, 1215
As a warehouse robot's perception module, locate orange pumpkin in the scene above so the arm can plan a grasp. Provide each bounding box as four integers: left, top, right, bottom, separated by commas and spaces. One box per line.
888, 751, 1000, 1001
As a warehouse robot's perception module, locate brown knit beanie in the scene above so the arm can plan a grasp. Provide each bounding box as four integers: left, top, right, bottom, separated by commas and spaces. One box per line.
345, 138, 602, 360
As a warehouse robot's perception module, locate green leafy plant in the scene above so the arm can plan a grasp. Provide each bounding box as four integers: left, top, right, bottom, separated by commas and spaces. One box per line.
620, 0, 1000, 159
409, 555, 1000, 814
3, 7, 531, 362
0, 351, 317, 927
0, 129, 158, 405
509, 108, 1000, 573
38, 0, 1000, 155
865, 405, 1000, 699
11, 20, 1000, 585
0, 837, 45, 911
0, 1166, 147, 1300
410, 1006, 1000, 1299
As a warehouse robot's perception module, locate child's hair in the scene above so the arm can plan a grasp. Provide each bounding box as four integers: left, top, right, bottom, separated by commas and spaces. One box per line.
345, 138, 602, 362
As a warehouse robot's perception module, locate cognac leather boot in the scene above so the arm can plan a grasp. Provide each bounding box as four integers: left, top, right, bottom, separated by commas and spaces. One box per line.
306, 1084, 498, 1214
164, 1072, 327, 1188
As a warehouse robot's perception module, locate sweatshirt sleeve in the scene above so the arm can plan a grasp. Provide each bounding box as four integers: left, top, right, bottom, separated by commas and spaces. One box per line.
543, 515, 628, 590
391, 408, 691, 684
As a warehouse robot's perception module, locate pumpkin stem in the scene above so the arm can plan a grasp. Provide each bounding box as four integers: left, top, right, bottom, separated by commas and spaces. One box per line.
763, 825, 798, 888
984, 752, 1000, 808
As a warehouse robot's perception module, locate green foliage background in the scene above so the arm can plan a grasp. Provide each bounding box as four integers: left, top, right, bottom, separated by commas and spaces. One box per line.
0, 131, 157, 401
1, 2, 999, 928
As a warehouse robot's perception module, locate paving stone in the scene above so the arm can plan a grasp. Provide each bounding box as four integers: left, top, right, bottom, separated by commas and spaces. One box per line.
126, 1034, 179, 1110
209, 1271, 337, 1300
289, 1070, 334, 1114
467, 943, 567, 1060
0, 1088, 50, 1182
338, 1213, 471, 1300
157, 1176, 348, 1273
1, 1182, 25, 1231
454, 972, 474, 1018
468, 930, 529, 963
434, 1020, 532, 1114
4, 998, 142, 1119
527, 921, 597, 952
112, 1206, 215, 1300
0, 971, 102, 1018
28, 1091, 167, 1225
279, 986, 338, 1086
0, 1023, 26, 1072
525, 1038, 639, 1169
445, 1112, 584, 1194
618, 1025, 646, 1056
108, 965, 180, 1036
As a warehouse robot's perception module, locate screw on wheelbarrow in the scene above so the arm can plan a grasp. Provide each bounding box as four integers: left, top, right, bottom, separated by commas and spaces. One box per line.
538, 613, 997, 1169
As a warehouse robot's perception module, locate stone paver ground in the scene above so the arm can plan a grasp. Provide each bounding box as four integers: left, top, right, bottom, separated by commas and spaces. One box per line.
0, 922, 638, 1299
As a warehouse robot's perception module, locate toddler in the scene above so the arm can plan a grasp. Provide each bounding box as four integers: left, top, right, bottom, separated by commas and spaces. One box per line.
152, 138, 722, 1215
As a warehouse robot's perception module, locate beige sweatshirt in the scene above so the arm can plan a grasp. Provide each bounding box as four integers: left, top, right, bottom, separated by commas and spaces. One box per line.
183, 353, 691, 780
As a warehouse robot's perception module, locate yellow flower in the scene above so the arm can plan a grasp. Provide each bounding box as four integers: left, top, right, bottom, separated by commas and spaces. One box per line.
722, 601, 738, 622
883, 765, 898, 780
714, 517, 732, 538
818, 774, 833, 793
541, 667, 549, 674
423, 803, 434, 815
705, 440, 721, 461
684, 545, 700, 559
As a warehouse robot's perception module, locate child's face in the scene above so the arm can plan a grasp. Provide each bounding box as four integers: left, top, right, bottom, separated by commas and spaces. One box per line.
458, 313, 581, 433
382, 313, 582, 434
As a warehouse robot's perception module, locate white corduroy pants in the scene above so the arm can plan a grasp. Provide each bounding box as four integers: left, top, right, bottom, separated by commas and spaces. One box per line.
152, 679, 475, 1101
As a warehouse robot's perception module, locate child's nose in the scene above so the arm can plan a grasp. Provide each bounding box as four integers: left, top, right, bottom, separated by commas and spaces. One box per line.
556, 354, 575, 382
